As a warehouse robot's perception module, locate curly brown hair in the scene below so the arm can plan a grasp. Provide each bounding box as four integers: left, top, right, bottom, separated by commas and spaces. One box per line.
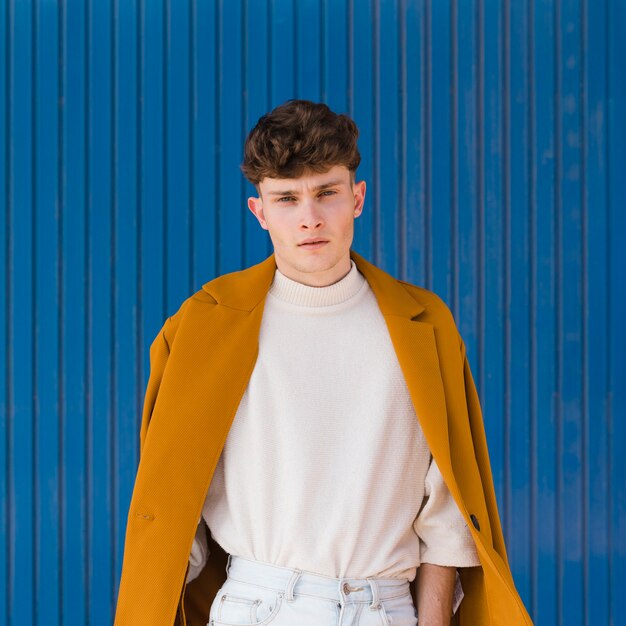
240, 99, 361, 189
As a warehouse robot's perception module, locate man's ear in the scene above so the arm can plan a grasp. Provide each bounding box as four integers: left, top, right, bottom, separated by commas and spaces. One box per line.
247, 196, 268, 230
353, 180, 366, 217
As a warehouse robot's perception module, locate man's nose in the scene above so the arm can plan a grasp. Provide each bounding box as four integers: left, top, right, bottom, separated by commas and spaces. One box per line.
300, 200, 324, 228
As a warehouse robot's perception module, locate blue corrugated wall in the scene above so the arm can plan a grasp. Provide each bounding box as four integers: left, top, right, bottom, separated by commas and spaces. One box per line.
2, 0, 625, 624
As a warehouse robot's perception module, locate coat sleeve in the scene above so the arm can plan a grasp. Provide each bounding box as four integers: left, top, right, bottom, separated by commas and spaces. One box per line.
460, 338, 510, 568
139, 314, 213, 583
139, 317, 172, 455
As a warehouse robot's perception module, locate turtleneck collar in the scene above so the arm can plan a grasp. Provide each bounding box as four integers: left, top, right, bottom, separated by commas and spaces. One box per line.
268, 259, 366, 307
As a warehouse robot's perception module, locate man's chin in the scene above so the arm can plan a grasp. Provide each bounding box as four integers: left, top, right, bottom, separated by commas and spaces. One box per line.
284, 255, 335, 274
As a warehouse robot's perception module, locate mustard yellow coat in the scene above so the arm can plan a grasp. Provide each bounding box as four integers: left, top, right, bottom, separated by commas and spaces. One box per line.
114, 249, 533, 626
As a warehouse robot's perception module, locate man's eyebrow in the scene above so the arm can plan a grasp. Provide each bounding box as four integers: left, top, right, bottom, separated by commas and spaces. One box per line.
266, 180, 345, 196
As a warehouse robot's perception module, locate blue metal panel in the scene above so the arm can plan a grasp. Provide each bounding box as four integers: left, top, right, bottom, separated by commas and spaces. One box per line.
584, 0, 611, 622
608, 1, 626, 622
507, 0, 534, 607
558, 2, 585, 622
378, 0, 402, 276
113, 3, 140, 622
62, 0, 88, 619
142, 0, 167, 327
9, 2, 34, 625
90, 0, 114, 621
193, 1, 221, 283
243, 0, 271, 266
532, 1, 559, 622
583, 1, 612, 623
1, 1, 625, 624
167, 0, 192, 301
482, 0, 507, 584
35, 0, 62, 624
296, 0, 322, 101
352, 0, 376, 257
0, 0, 7, 615
220, 0, 245, 275
430, 0, 454, 307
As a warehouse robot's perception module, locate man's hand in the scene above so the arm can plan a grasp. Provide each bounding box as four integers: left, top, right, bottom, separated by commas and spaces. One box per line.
415, 563, 456, 625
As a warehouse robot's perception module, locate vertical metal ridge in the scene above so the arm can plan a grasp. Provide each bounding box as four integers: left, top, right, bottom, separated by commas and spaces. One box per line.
527, 0, 538, 616
162, 0, 168, 294
241, 0, 247, 262
607, 0, 626, 615
135, 0, 146, 613
604, 1, 613, 619
241, 0, 246, 263
215, 0, 221, 268
478, 0, 484, 368
578, 0, 589, 626
2, 0, 10, 621
54, 0, 63, 620
213, 0, 220, 271
4, 0, 12, 619
373, 0, 379, 263
476, 0, 484, 424
400, 0, 406, 279
424, 0, 431, 290
110, 0, 115, 592
476, 0, 488, 552
57, 0, 66, 616
84, 0, 92, 619
292, 0, 297, 93
320, 0, 325, 101
503, 0, 511, 548
348, 0, 354, 115
450, 0, 457, 319
107, 0, 116, 606
138, 0, 144, 401
31, 0, 39, 621
137, 0, 144, 317
267, 0, 271, 106
189, 0, 195, 289
554, 0, 563, 622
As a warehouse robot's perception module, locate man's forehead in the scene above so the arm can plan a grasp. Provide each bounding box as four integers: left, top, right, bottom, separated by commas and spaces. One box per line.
261, 166, 351, 192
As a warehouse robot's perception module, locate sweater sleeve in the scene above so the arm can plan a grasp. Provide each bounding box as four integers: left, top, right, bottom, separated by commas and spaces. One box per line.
186, 517, 210, 584
413, 455, 481, 568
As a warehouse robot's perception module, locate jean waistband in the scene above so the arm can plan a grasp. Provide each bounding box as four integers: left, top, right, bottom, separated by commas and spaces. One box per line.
224, 554, 412, 607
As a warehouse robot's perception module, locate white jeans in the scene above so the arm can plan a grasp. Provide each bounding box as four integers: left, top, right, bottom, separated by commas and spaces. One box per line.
208, 553, 418, 626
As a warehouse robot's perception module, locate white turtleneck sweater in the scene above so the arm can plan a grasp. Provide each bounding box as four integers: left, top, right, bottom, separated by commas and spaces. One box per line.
186, 259, 480, 586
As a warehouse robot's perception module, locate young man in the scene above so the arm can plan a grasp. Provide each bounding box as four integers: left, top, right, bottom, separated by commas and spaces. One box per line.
114, 100, 532, 625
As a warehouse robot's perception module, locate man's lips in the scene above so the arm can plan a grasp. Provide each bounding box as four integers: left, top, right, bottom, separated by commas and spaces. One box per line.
298, 241, 329, 249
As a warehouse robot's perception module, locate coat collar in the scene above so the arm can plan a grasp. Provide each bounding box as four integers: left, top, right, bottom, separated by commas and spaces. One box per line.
201, 248, 426, 320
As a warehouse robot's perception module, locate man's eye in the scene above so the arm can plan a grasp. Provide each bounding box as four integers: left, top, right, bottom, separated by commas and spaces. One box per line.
277, 196, 295, 202
320, 190, 336, 197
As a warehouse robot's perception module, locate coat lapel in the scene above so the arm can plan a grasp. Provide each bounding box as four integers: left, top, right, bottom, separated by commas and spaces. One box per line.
350, 250, 453, 471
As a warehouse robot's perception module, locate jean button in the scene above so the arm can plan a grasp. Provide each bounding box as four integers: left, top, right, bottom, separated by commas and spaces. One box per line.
342, 582, 364, 594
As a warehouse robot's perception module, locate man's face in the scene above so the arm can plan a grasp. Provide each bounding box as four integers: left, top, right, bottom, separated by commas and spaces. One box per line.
247, 165, 366, 287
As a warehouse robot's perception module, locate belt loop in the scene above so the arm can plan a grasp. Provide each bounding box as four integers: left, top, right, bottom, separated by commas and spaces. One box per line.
285, 568, 302, 602
225, 553, 233, 577
366, 577, 381, 610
